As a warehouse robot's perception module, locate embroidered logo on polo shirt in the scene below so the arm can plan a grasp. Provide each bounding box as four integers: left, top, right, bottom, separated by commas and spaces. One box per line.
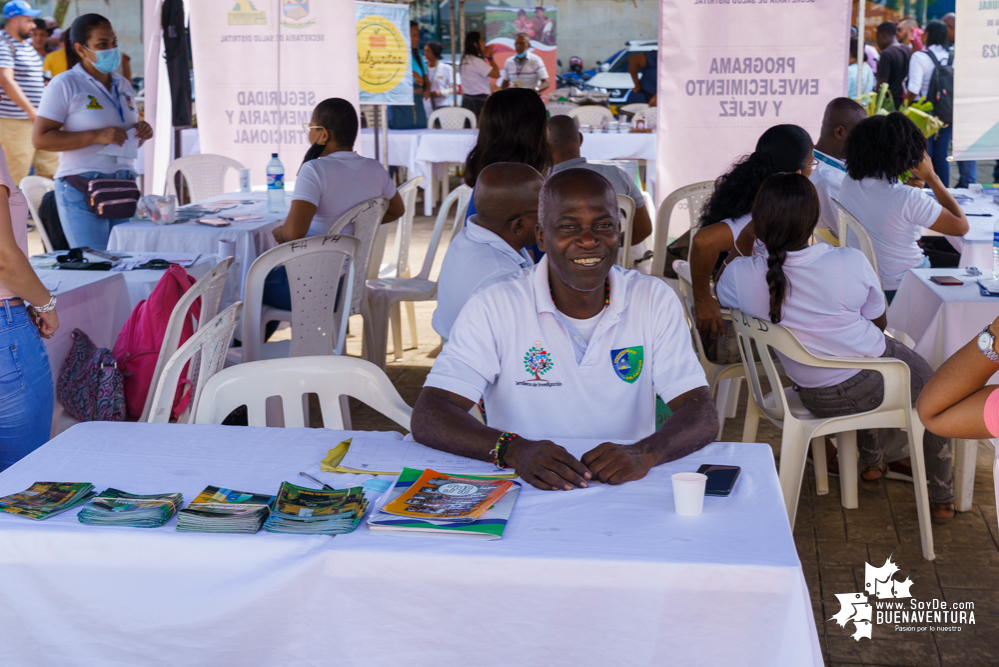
85, 95, 103, 110
517, 341, 561, 387
611, 346, 643, 383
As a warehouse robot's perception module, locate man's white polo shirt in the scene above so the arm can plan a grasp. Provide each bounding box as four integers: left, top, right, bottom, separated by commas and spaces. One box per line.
425, 256, 708, 441
432, 215, 533, 340
809, 150, 848, 236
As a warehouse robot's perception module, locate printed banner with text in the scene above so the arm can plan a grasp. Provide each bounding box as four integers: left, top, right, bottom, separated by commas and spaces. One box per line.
656, 0, 852, 218
357, 2, 413, 105
189, 0, 359, 187
953, 0, 999, 161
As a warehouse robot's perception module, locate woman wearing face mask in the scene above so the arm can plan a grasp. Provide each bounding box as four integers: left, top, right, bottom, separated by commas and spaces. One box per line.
32, 13, 152, 250
264, 98, 404, 335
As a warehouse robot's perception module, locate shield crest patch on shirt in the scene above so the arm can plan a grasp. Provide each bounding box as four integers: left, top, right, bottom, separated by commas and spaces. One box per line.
611, 347, 643, 384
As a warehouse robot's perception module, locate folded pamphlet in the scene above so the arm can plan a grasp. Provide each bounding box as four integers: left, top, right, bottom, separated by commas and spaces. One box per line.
77, 488, 183, 528
367, 468, 521, 540
0, 482, 96, 520
263, 482, 368, 535
177, 486, 275, 534
323, 437, 517, 477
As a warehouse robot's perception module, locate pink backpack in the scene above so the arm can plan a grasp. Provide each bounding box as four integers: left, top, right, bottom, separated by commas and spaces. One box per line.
113, 265, 200, 420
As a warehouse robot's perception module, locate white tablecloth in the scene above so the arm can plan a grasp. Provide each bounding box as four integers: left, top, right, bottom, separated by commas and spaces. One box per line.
107, 192, 282, 305
0, 422, 821, 666
922, 187, 999, 270
34, 257, 219, 430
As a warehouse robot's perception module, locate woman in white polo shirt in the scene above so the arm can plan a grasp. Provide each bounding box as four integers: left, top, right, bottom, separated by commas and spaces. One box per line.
836, 112, 968, 303
458, 31, 499, 120
264, 98, 404, 336
32, 13, 152, 250
716, 173, 954, 522
905, 20, 951, 182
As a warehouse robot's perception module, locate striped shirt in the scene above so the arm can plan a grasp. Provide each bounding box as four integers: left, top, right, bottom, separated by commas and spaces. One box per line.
0, 31, 44, 119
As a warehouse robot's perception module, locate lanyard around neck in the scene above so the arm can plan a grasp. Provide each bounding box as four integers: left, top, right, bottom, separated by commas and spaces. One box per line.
89, 75, 125, 123
814, 151, 846, 173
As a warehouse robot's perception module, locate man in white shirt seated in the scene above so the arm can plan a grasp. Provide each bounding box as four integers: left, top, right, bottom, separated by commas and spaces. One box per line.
547, 114, 653, 247
498, 32, 548, 92
412, 168, 718, 490
432, 162, 542, 340
809, 97, 867, 239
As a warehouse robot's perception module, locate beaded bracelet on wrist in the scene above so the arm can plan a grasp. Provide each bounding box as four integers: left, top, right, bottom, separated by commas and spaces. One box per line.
492, 432, 518, 470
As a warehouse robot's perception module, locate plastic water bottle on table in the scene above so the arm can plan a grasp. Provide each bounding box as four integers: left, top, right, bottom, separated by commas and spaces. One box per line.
266, 153, 285, 214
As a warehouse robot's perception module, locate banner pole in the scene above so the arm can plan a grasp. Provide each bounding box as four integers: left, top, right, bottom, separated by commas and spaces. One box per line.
382, 106, 389, 168
451, 0, 458, 108
856, 0, 865, 99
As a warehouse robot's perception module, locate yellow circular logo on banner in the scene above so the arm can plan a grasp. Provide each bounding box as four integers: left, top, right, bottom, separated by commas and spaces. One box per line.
356, 16, 408, 94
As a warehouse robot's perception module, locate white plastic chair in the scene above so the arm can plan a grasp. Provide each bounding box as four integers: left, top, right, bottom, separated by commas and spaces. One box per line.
650, 181, 716, 279
545, 102, 579, 116
730, 308, 935, 561
427, 107, 477, 130
567, 105, 615, 127
147, 302, 243, 424
137, 257, 233, 422
631, 108, 657, 130
373, 177, 422, 361
619, 102, 649, 115
195, 355, 413, 431
365, 185, 472, 369
164, 154, 246, 203
20, 176, 55, 252
673, 260, 754, 439
831, 197, 883, 288
239, 235, 359, 363
616, 193, 636, 268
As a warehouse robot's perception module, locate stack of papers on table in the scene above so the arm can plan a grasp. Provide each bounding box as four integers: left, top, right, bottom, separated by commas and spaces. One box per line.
367, 468, 521, 540
177, 486, 275, 533
323, 437, 517, 477
112, 253, 201, 270
263, 482, 368, 535
978, 279, 999, 297
77, 489, 183, 527
0, 482, 95, 520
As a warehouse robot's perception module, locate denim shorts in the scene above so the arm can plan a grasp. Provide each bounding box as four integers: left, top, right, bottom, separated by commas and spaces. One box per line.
54, 170, 136, 251
0, 301, 54, 471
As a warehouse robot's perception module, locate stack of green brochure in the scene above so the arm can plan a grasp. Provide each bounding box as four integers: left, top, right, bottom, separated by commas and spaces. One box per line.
264, 482, 368, 535
0, 482, 96, 520
78, 489, 183, 527
177, 486, 275, 534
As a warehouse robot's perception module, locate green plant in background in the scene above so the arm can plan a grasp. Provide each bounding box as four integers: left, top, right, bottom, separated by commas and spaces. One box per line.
855, 82, 945, 139
54, 0, 70, 27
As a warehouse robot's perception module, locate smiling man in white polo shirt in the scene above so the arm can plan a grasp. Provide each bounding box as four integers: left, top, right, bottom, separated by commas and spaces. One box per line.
412, 168, 718, 491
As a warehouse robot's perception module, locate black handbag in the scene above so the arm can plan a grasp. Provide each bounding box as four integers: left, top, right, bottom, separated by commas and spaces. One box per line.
56, 248, 112, 271
62, 176, 140, 219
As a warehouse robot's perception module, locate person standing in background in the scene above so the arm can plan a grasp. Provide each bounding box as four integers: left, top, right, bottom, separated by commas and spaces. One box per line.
875, 21, 909, 110
30, 18, 49, 59
943, 12, 978, 188
389, 21, 428, 129
0, 1, 59, 183
422, 40, 453, 119
43, 28, 67, 79
897, 18, 922, 53
498, 33, 548, 93
459, 31, 499, 119
628, 51, 657, 105
848, 35, 875, 96
906, 20, 952, 183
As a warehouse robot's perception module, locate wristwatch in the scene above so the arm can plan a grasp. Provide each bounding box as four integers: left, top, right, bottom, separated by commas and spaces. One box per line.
977, 324, 999, 364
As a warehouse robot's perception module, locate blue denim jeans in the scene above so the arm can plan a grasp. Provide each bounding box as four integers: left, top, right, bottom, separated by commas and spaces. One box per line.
54, 170, 136, 250
926, 125, 953, 185
956, 160, 977, 188
0, 300, 53, 471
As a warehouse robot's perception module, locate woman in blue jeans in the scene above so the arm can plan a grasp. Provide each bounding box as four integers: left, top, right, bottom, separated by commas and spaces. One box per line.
0, 146, 58, 470
33, 13, 153, 250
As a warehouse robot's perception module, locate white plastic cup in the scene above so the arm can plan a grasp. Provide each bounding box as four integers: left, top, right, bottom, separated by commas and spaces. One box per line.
672, 472, 708, 516
218, 239, 236, 260
238, 169, 252, 193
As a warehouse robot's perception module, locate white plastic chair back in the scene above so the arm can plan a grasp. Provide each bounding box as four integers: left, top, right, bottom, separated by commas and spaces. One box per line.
137, 257, 233, 422
195, 355, 413, 430
381, 176, 422, 280
831, 197, 882, 288
545, 102, 578, 116
147, 302, 243, 424
20, 176, 55, 253
619, 103, 649, 115
567, 105, 615, 127
616, 193, 636, 268
730, 307, 935, 560
631, 108, 657, 130
428, 107, 477, 130
651, 181, 716, 279
416, 184, 472, 280
326, 197, 389, 315
243, 235, 359, 362
164, 154, 246, 203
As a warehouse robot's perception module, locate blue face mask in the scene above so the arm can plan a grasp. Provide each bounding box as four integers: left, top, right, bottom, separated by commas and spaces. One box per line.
87, 46, 121, 74
515, 50, 527, 59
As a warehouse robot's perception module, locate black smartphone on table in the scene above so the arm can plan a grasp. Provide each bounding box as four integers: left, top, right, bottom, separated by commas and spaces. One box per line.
696, 464, 741, 496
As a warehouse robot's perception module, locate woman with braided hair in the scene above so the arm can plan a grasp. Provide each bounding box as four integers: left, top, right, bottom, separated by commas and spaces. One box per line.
689, 124, 814, 362
716, 173, 954, 522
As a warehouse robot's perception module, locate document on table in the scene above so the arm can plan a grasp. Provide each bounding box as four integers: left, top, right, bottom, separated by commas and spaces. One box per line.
97, 128, 140, 160
331, 437, 514, 476
112, 253, 201, 271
